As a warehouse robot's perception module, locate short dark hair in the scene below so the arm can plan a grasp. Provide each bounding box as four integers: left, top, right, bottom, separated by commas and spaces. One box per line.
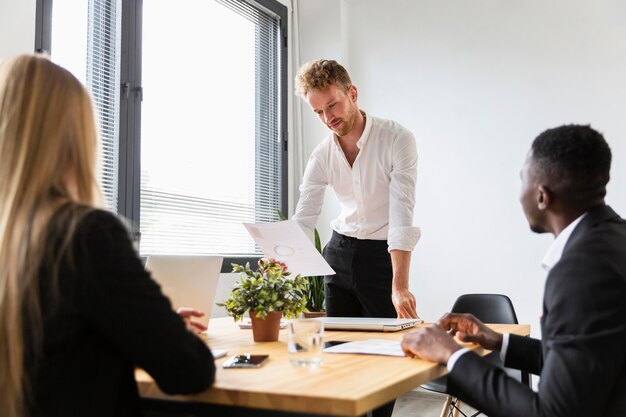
531, 124, 611, 209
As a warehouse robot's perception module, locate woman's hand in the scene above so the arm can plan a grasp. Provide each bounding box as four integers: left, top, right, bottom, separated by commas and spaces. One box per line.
177, 307, 208, 333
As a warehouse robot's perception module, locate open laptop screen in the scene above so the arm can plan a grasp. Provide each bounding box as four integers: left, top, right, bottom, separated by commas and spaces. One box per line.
145, 255, 222, 324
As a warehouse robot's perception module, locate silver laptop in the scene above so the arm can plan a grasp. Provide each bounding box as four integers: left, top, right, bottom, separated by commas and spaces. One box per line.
145, 255, 223, 325
309, 317, 422, 332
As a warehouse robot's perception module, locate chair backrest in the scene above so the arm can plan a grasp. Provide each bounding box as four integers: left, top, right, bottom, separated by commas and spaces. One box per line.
451, 294, 518, 324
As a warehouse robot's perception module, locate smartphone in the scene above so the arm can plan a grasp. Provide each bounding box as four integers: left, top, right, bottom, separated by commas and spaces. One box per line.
222, 354, 270, 368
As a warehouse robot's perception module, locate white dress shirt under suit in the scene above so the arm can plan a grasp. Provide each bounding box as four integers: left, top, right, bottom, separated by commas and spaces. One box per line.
293, 112, 421, 251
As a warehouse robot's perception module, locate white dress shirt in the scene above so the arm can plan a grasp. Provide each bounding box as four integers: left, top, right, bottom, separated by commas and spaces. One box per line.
540, 213, 587, 273
448, 213, 588, 371
293, 113, 421, 252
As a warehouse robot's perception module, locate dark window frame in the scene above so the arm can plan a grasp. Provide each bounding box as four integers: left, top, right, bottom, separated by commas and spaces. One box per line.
35, 0, 288, 273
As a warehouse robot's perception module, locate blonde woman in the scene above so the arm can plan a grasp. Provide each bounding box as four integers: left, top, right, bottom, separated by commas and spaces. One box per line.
0, 55, 215, 417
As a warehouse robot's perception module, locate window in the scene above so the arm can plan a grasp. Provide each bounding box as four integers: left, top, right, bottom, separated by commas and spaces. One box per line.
140, 0, 285, 257
36, 0, 288, 269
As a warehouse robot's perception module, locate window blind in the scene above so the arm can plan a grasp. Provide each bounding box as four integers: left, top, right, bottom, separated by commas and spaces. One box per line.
139, 0, 284, 257
86, 0, 121, 211
50, 0, 121, 212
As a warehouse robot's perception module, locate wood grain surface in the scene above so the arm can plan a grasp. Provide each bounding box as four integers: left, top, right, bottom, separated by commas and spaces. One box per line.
136, 318, 530, 416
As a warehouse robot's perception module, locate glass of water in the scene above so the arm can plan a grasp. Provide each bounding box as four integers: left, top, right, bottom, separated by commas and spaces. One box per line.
288, 319, 324, 367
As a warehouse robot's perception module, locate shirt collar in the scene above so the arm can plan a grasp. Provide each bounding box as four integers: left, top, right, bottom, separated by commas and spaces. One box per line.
356, 111, 372, 149
541, 212, 587, 273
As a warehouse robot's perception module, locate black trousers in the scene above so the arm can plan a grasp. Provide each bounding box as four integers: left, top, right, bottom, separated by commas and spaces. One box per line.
323, 231, 396, 417
323, 231, 396, 318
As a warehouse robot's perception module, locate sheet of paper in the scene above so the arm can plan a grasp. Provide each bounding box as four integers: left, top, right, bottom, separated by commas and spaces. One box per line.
243, 220, 335, 277
323, 339, 405, 357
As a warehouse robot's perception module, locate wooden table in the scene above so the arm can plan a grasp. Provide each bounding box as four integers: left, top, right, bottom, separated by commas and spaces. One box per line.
137, 318, 530, 416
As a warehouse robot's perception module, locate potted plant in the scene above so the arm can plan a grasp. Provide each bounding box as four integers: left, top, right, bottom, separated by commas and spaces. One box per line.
276, 210, 326, 316
217, 258, 309, 342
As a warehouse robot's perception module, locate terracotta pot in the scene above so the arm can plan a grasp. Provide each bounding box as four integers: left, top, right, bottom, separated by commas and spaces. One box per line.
303, 311, 326, 319
249, 311, 283, 342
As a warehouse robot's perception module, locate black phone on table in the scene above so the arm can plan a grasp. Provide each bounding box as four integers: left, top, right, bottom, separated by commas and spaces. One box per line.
222, 354, 270, 368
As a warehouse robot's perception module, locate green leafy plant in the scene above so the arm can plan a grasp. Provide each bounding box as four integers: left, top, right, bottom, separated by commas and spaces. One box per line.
277, 210, 325, 312
217, 258, 309, 321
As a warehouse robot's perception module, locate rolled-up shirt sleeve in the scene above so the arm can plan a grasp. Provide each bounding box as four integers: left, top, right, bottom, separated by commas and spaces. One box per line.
388, 130, 420, 251
293, 151, 328, 242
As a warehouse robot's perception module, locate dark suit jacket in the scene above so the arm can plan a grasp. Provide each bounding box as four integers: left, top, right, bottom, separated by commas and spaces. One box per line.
447, 205, 626, 417
25, 209, 216, 417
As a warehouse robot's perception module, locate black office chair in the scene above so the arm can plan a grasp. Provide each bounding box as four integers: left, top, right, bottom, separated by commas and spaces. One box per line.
421, 294, 530, 417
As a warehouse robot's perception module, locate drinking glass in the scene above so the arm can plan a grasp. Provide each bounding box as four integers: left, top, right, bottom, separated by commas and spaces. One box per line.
288, 319, 324, 367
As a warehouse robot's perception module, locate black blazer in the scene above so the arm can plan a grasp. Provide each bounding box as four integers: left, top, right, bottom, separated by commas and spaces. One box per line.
26, 209, 216, 417
447, 205, 626, 417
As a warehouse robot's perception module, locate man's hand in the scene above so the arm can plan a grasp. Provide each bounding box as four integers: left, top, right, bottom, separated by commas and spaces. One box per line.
392, 287, 419, 318
177, 307, 208, 333
401, 324, 461, 364
438, 312, 503, 351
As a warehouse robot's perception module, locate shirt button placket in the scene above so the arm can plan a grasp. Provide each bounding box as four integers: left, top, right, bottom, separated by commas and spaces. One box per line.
353, 165, 364, 238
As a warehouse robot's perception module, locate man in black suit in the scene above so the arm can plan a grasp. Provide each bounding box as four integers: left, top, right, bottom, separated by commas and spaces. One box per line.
401, 124, 626, 417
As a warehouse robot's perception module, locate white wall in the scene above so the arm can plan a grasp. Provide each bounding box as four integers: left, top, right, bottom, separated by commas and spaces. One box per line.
295, 0, 626, 337
0, 0, 36, 58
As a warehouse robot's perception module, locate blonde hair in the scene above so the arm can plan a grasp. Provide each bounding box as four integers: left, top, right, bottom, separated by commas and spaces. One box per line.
294, 59, 352, 98
0, 55, 101, 417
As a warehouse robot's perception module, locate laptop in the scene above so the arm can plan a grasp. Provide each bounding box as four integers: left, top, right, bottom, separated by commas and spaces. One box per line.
145, 255, 223, 325
309, 317, 422, 332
